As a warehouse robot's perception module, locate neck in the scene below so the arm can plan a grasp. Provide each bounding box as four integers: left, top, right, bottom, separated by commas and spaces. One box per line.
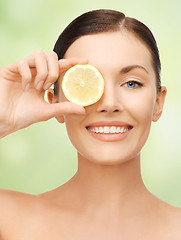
67, 153, 152, 217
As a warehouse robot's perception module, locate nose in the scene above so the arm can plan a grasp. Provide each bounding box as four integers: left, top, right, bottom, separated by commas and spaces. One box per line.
96, 81, 122, 113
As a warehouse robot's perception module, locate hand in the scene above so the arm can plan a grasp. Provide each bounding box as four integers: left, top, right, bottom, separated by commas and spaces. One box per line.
0, 50, 87, 138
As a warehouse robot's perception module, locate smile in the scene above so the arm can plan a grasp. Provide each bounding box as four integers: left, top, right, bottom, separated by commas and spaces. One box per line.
85, 121, 133, 142
86, 126, 132, 134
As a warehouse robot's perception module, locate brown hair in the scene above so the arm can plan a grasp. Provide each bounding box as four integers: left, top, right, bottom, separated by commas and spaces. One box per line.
53, 9, 161, 94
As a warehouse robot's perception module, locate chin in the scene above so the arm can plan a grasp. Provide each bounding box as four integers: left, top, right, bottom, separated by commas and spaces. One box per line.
78, 149, 140, 166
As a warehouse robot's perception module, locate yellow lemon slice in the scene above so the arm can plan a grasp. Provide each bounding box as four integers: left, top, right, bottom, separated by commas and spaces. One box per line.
62, 64, 104, 106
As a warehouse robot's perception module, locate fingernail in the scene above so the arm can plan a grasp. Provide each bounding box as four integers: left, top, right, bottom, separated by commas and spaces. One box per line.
25, 83, 30, 91
44, 82, 52, 90
36, 80, 44, 90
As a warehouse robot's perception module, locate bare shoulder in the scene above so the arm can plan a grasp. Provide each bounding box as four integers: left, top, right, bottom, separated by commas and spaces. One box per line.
160, 200, 181, 219
0, 187, 37, 218
0, 187, 37, 210
0, 188, 74, 240
158, 200, 181, 238
0, 188, 38, 237
165, 202, 181, 224
167, 204, 181, 238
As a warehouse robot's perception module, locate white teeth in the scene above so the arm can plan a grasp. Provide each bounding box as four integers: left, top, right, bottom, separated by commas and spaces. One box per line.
99, 127, 104, 133
123, 128, 127, 133
104, 127, 109, 133
95, 127, 99, 133
87, 126, 131, 134
110, 126, 116, 133
116, 127, 121, 133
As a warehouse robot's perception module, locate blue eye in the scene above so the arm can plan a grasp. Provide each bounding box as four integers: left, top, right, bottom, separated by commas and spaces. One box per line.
125, 81, 142, 88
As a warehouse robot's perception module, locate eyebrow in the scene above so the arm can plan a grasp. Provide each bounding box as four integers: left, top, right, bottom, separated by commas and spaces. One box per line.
120, 65, 149, 74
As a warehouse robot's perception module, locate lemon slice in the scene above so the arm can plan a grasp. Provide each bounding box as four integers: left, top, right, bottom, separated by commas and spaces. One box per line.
62, 64, 104, 106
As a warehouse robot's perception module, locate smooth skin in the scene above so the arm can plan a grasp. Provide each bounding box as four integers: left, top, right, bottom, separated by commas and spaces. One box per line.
0, 31, 181, 240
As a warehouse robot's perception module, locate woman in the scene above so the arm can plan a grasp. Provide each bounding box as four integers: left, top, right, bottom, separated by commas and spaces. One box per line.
0, 9, 180, 239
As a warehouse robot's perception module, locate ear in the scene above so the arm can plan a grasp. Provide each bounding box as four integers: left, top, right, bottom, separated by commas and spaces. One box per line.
152, 86, 167, 122
47, 89, 65, 124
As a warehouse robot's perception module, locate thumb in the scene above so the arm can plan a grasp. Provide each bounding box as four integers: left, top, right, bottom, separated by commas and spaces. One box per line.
40, 102, 86, 121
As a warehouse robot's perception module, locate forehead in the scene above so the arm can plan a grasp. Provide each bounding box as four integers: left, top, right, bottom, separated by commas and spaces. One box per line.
64, 30, 155, 78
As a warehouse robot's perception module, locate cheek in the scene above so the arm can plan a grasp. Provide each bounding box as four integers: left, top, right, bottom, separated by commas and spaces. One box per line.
64, 116, 76, 136
122, 90, 156, 122
64, 115, 84, 150
124, 90, 156, 147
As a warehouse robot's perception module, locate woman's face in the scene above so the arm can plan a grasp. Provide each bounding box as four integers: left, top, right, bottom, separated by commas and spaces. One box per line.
57, 30, 166, 165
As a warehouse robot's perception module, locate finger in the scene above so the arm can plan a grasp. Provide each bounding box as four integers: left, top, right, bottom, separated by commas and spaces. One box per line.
26, 51, 48, 90
40, 102, 86, 121
0, 62, 29, 84
0, 62, 20, 80
59, 58, 88, 75
18, 60, 32, 90
43, 51, 59, 90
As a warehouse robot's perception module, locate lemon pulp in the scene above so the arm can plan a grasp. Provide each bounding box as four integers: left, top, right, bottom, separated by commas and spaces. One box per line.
62, 64, 104, 106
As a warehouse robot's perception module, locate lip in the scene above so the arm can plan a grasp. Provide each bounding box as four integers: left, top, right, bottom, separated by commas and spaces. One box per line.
85, 121, 133, 142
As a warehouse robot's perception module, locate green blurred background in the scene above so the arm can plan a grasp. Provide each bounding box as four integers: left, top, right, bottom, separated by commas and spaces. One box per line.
0, 0, 181, 206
